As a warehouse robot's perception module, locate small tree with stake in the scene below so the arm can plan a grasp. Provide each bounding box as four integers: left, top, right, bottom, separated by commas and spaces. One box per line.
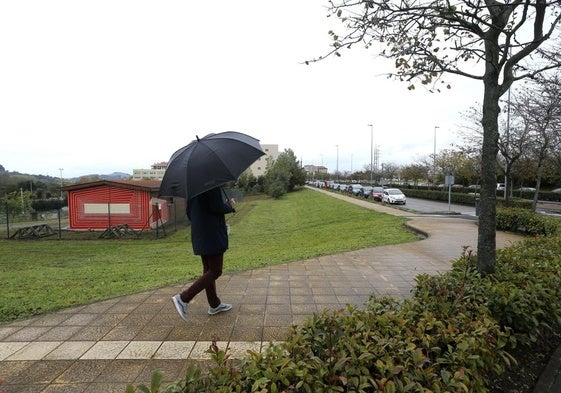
310, 0, 561, 273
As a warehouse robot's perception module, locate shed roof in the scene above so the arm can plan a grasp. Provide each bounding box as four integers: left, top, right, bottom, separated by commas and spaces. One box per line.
62, 179, 161, 192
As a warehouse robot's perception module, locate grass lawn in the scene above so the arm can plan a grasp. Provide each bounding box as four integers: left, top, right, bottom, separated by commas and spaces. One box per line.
0, 188, 418, 323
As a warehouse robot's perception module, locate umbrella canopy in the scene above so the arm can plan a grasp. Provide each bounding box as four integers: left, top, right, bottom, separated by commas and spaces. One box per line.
159, 131, 265, 199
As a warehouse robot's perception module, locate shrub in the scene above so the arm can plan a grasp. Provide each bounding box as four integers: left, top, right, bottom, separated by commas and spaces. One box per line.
489, 235, 561, 345
496, 207, 561, 236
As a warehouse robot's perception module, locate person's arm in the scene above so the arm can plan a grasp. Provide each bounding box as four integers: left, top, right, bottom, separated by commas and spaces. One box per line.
205, 187, 235, 214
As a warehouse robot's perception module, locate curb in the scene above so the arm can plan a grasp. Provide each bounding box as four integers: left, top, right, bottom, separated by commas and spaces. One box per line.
533, 343, 561, 393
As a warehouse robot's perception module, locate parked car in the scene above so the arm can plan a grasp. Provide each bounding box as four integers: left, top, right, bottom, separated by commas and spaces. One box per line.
517, 187, 536, 192
370, 186, 384, 201
553, 188, 561, 193
349, 184, 363, 195
338, 184, 349, 192
360, 186, 373, 198
382, 188, 407, 205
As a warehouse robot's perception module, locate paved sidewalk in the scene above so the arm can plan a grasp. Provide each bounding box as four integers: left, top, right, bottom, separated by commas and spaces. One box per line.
1, 191, 556, 392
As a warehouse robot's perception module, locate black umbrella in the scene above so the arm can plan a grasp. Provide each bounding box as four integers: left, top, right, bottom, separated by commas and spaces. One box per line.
159, 131, 265, 199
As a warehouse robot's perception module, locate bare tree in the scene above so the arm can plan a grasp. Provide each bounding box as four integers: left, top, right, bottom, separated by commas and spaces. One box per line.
511, 72, 561, 210
311, 0, 561, 273
458, 104, 532, 206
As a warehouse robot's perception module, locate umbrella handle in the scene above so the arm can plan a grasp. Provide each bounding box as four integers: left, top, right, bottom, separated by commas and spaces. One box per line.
221, 187, 236, 213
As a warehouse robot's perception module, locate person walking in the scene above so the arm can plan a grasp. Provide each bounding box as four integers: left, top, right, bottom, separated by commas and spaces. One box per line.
172, 186, 236, 321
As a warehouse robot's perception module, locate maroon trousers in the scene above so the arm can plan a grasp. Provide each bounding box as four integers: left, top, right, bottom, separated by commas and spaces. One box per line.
180, 253, 223, 308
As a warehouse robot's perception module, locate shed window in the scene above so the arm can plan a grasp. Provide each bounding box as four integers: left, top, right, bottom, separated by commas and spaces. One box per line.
84, 203, 131, 214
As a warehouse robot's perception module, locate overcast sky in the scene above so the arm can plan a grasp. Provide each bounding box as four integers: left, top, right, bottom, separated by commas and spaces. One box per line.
1, 0, 481, 179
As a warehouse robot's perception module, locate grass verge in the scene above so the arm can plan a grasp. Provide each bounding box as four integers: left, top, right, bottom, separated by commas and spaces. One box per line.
0, 188, 418, 323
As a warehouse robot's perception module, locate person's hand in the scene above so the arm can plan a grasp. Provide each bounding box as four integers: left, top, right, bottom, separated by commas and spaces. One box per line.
228, 198, 236, 208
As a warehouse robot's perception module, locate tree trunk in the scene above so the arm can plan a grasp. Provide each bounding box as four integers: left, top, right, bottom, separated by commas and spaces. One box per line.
478, 79, 501, 274
504, 163, 511, 207
532, 155, 545, 212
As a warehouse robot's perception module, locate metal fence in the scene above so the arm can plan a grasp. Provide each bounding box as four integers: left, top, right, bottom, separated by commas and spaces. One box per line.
1, 189, 244, 240
0, 206, 189, 240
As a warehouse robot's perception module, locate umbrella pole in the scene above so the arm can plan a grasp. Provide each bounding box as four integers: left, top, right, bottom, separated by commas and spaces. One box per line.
221, 187, 230, 202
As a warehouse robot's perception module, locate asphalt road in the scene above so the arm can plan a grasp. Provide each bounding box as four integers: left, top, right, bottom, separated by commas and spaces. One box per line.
399, 197, 477, 216
403, 197, 561, 217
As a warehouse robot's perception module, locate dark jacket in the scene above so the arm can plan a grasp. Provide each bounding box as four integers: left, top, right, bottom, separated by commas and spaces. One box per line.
187, 187, 234, 255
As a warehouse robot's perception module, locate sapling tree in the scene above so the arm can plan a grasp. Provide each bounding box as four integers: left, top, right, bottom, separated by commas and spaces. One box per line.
312, 0, 561, 273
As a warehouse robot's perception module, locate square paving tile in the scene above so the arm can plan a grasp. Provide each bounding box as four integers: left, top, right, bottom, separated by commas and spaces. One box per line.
231, 325, 263, 341
94, 359, 146, 382
54, 360, 111, 383
44, 341, 96, 360
9, 360, 74, 385
69, 326, 113, 341
41, 382, 90, 392
117, 341, 162, 359
134, 324, 174, 341
154, 341, 195, 359
7, 341, 62, 361
102, 325, 144, 341
0, 359, 34, 380
6, 327, 53, 342
29, 313, 72, 327
228, 341, 261, 359
60, 314, 99, 327
0, 341, 27, 360
80, 341, 129, 360
83, 382, 129, 393
38, 326, 83, 341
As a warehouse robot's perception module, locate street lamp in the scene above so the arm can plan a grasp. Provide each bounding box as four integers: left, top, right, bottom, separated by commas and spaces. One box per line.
368, 124, 373, 183
59, 168, 64, 199
336, 145, 339, 181
433, 126, 439, 185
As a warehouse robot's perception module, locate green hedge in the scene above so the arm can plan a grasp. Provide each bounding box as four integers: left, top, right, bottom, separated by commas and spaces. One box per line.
127, 234, 561, 393
401, 188, 533, 209
496, 207, 561, 236
402, 188, 477, 205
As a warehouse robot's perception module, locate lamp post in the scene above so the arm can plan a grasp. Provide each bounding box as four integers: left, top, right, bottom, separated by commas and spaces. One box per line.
433, 126, 439, 185
336, 144, 339, 181
59, 168, 64, 199
368, 124, 373, 183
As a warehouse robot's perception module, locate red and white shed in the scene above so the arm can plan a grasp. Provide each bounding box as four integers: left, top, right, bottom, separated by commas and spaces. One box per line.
63, 180, 172, 230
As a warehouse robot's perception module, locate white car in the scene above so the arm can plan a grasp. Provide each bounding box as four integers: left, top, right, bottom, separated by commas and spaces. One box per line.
382, 188, 407, 205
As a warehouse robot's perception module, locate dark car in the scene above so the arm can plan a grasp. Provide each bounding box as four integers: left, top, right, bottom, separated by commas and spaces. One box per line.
348, 184, 363, 195
370, 186, 384, 201
360, 186, 373, 198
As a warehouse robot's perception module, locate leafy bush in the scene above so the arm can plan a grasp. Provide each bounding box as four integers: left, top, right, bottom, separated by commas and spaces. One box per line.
496, 207, 561, 235
489, 236, 561, 344
127, 236, 561, 393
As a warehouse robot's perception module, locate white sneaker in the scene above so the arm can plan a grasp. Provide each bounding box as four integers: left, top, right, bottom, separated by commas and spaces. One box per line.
171, 295, 188, 321
208, 303, 232, 315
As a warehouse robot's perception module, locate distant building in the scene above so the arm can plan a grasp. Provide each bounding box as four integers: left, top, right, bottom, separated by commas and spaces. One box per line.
132, 162, 168, 180
248, 144, 279, 177
304, 165, 328, 176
